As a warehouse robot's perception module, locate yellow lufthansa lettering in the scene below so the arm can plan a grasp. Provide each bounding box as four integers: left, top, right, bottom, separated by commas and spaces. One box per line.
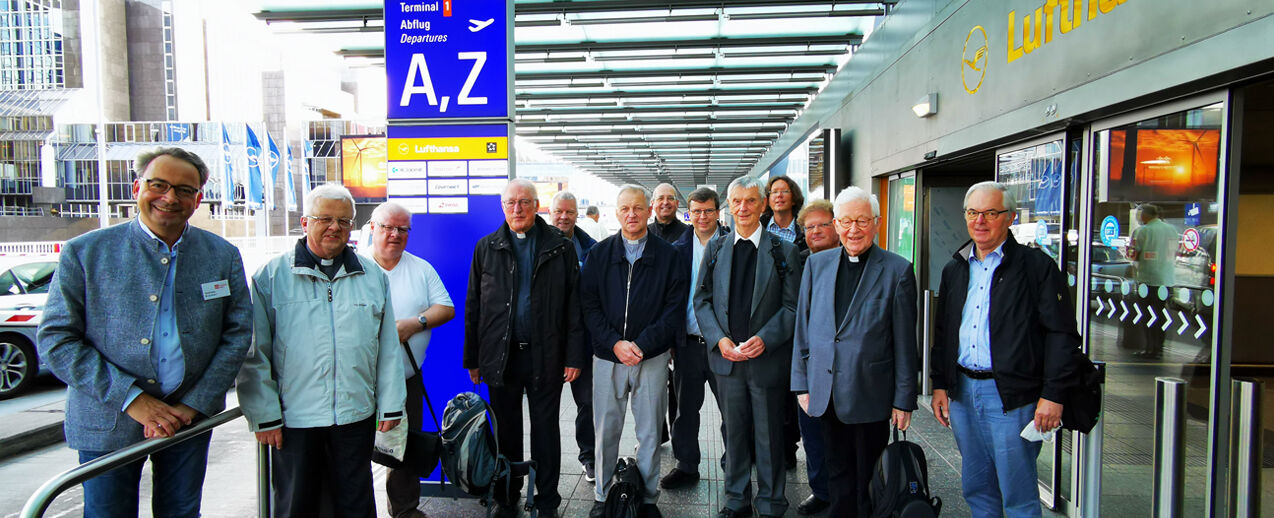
1059, 0, 1081, 33
1007, 11, 1023, 63
1005, 0, 1129, 64
387, 137, 509, 160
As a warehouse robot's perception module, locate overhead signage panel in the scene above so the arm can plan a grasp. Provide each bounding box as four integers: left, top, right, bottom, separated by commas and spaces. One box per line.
385, 0, 512, 120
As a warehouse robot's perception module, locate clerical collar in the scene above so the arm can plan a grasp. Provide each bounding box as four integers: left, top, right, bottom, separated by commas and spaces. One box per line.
845, 244, 873, 263
514, 232, 527, 240
625, 234, 647, 245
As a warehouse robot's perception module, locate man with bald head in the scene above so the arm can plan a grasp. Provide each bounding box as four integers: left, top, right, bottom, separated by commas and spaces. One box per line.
465, 179, 587, 518
581, 184, 687, 518
648, 183, 689, 242
550, 190, 599, 481
365, 201, 455, 518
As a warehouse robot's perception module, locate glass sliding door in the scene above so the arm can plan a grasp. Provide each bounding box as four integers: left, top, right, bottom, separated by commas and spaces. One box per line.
1086, 96, 1226, 517
887, 173, 916, 264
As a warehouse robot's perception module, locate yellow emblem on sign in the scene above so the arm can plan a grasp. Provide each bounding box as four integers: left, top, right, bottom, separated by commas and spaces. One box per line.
962, 25, 988, 94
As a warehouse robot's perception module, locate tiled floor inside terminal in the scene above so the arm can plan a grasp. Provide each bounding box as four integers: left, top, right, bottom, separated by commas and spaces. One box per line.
395, 385, 1068, 517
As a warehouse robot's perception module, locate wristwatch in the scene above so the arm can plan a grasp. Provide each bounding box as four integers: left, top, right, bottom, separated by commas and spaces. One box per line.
417, 314, 429, 329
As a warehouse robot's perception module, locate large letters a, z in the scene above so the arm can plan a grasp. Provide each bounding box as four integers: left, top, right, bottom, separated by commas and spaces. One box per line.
399, 52, 487, 112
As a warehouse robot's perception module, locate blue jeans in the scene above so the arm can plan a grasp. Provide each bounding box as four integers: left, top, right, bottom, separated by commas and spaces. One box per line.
78, 431, 213, 518
948, 375, 1042, 518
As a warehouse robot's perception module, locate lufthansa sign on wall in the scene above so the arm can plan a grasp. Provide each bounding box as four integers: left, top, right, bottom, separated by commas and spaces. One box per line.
386, 0, 513, 120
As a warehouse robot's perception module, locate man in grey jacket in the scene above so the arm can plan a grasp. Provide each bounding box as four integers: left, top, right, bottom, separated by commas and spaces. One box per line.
38, 147, 253, 518
238, 184, 405, 518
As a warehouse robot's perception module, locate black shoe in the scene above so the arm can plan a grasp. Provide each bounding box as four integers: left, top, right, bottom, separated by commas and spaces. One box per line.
797, 495, 830, 515
659, 468, 700, 489
535, 508, 560, 518
717, 506, 752, 518
492, 504, 519, 518
639, 503, 664, 518
589, 501, 606, 518
583, 461, 596, 483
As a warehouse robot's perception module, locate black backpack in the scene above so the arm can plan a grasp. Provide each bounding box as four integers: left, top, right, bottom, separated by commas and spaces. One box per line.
602, 457, 645, 518
439, 392, 536, 515
869, 428, 942, 518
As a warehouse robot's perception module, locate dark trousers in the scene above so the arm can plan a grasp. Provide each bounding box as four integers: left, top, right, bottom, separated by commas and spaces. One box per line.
569, 358, 595, 465
1140, 285, 1168, 355
717, 361, 789, 516
797, 405, 829, 500
386, 373, 427, 518
670, 334, 724, 472
820, 410, 889, 518
79, 430, 212, 518
784, 394, 801, 462
487, 344, 563, 512
272, 418, 377, 518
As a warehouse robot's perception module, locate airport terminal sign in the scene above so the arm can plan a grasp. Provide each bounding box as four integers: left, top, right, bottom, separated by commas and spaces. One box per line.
386, 0, 512, 120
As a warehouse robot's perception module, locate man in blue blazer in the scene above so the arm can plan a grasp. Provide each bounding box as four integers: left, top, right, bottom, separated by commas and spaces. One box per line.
694, 177, 801, 518
791, 186, 919, 517
38, 148, 253, 518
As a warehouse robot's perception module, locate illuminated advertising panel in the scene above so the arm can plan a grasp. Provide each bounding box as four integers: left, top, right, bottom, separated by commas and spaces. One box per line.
340, 136, 388, 200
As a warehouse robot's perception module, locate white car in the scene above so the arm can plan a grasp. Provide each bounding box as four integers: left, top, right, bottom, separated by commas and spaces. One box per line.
0, 255, 57, 398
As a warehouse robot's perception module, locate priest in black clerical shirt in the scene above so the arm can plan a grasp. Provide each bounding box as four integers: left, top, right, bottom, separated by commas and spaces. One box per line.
790, 186, 919, 518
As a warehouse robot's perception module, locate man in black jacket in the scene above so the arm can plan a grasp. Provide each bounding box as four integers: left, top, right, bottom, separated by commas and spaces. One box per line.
549, 189, 599, 482
929, 181, 1081, 518
464, 179, 587, 518
649, 182, 689, 242
581, 184, 688, 518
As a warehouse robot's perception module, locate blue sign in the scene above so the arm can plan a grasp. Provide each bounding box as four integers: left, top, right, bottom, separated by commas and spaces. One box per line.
1100, 215, 1120, 246
1185, 203, 1201, 227
1034, 219, 1050, 246
385, 0, 512, 120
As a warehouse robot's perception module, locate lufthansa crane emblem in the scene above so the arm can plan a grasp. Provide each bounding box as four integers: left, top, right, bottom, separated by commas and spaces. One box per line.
962, 25, 988, 95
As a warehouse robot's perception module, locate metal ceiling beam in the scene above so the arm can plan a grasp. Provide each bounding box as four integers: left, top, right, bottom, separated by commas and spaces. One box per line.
515, 102, 804, 116
254, 8, 381, 23
516, 64, 835, 81
515, 34, 861, 54
514, 0, 894, 15
517, 116, 791, 128
516, 86, 817, 101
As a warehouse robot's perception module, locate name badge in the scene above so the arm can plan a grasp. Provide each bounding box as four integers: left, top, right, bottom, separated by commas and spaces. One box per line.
201, 280, 231, 300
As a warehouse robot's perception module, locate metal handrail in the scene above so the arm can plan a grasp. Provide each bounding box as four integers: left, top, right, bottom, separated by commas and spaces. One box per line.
19, 407, 246, 518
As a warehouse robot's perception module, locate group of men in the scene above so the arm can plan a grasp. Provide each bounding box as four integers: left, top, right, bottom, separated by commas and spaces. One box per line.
36, 145, 1084, 518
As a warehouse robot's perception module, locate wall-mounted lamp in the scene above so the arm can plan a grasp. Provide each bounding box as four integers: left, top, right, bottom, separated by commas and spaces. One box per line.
912, 93, 938, 118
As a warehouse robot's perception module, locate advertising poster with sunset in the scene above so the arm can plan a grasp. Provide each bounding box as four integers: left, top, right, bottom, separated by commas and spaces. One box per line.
340, 136, 388, 199
1107, 128, 1220, 202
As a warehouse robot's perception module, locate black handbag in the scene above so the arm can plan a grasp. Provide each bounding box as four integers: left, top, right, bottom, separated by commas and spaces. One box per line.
372, 342, 444, 474
1061, 353, 1103, 433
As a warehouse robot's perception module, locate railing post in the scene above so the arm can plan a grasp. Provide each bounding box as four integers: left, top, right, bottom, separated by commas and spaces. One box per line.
921, 289, 937, 395
258, 443, 272, 518
1153, 377, 1187, 518
1229, 378, 1262, 518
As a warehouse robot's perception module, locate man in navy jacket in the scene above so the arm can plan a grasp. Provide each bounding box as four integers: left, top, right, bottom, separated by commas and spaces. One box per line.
581, 184, 688, 518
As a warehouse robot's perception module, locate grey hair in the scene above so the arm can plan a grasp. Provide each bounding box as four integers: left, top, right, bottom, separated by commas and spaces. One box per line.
727, 176, 767, 200
304, 183, 356, 218
503, 178, 538, 200
135, 147, 210, 186
551, 191, 578, 206
370, 200, 412, 224
833, 186, 880, 218
617, 184, 649, 205
964, 181, 1017, 213
1138, 203, 1160, 219
585, 205, 599, 216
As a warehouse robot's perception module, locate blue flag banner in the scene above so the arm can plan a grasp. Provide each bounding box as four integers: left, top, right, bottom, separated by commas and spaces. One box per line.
245, 125, 264, 210
220, 124, 235, 204
301, 140, 313, 204
284, 139, 297, 211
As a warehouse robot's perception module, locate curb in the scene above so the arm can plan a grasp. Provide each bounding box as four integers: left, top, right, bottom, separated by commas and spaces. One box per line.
0, 420, 64, 461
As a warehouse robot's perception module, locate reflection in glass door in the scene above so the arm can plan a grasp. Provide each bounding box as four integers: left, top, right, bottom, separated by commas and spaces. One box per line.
1087, 99, 1225, 516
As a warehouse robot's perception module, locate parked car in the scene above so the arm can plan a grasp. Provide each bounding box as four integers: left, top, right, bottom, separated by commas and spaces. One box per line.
0, 256, 57, 398
1171, 225, 1218, 317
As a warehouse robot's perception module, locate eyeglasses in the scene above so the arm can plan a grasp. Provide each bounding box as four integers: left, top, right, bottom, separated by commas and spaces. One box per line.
376, 223, 410, 235
770, 189, 791, 196
689, 208, 718, 217
964, 209, 1011, 221
502, 199, 535, 209
803, 221, 834, 232
305, 215, 355, 229
836, 216, 876, 229
141, 178, 200, 199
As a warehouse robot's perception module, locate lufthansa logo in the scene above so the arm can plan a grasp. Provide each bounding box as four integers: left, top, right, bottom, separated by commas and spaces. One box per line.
962, 25, 988, 95
398, 143, 410, 154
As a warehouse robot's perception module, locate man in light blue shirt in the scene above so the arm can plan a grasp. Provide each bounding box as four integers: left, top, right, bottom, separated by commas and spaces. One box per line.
662, 187, 729, 490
